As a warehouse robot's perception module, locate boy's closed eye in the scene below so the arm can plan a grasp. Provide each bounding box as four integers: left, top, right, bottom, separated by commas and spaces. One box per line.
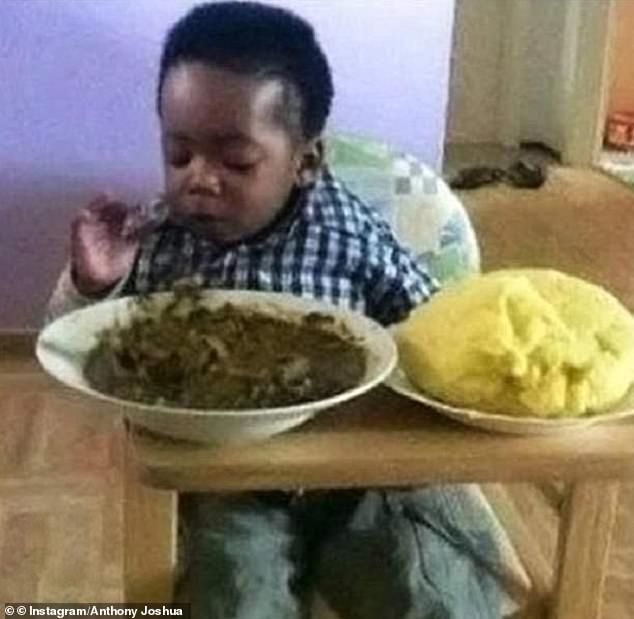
166, 154, 259, 173
164, 144, 261, 174
222, 158, 260, 174
163, 140, 192, 168
221, 144, 264, 173
167, 153, 192, 169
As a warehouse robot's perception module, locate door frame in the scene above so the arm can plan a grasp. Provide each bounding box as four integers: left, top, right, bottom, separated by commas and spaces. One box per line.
497, 0, 616, 166
559, 0, 616, 166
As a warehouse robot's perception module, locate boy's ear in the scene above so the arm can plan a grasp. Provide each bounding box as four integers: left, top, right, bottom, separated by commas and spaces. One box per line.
295, 138, 323, 187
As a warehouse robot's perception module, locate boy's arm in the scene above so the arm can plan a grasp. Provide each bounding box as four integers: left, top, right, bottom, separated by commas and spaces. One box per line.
364, 238, 440, 326
44, 263, 130, 324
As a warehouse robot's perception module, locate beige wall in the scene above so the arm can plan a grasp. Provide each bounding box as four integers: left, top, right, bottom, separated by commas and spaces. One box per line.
447, 0, 613, 163
608, 0, 634, 115
445, 0, 505, 144
446, 0, 568, 149
519, 0, 568, 150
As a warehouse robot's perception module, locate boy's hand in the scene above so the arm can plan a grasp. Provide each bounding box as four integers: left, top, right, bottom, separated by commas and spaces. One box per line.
70, 195, 142, 296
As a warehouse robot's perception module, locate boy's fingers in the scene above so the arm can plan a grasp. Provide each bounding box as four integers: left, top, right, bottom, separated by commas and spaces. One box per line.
77, 200, 130, 231
74, 197, 164, 242
121, 204, 145, 239
84, 193, 114, 214
121, 201, 168, 240
83, 194, 128, 215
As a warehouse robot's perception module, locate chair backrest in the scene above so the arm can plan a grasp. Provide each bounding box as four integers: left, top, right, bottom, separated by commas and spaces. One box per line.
324, 132, 480, 285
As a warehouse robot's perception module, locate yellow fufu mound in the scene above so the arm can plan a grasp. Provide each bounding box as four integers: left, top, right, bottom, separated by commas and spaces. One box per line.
395, 269, 634, 418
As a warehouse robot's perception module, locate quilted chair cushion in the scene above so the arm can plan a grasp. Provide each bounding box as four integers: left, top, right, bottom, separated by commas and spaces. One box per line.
324, 132, 481, 285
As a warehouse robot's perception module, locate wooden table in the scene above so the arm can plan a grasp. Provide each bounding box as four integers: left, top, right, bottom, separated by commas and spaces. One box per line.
3, 331, 626, 617
123, 385, 632, 619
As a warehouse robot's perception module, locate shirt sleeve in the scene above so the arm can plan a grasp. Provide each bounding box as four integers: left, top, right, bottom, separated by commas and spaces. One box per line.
363, 233, 440, 326
44, 263, 130, 325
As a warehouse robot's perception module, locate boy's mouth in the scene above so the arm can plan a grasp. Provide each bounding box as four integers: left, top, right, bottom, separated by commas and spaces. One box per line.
170, 212, 241, 243
190, 213, 218, 222
167, 190, 226, 217
164, 197, 249, 243
172, 212, 220, 228
181, 193, 229, 217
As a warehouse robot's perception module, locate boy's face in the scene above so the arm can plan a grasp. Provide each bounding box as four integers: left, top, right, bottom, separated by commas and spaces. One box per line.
160, 63, 316, 244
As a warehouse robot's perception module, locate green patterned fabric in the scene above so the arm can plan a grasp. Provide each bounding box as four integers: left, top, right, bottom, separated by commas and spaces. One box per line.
325, 132, 480, 285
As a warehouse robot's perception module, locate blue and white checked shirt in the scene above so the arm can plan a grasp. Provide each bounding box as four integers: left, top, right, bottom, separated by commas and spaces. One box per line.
122, 166, 438, 325
48, 166, 438, 326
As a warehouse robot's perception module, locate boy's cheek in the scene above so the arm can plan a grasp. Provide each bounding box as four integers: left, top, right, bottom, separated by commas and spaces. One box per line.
163, 176, 195, 213
163, 169, 183, 197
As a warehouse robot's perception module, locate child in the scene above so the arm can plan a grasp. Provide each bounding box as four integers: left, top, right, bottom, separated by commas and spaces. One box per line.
48, 3, 513, 618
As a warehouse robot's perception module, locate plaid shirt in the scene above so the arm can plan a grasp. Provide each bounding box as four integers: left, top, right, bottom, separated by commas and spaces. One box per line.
122, 166, 437, 325
47, 166, 438, 325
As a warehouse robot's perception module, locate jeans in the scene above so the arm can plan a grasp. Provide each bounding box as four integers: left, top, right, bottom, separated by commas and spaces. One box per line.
179, 486, 513, 619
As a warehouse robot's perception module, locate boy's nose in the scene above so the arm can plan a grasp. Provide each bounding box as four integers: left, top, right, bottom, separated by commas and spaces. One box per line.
188, 155, 222, 195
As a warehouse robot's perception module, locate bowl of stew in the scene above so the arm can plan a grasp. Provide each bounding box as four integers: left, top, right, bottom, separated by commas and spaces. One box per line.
36, 286, 396, 444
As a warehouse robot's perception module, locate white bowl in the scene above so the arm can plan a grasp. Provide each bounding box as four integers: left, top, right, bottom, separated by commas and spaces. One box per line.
36, 290, 397, 444
386, 365, 634, 435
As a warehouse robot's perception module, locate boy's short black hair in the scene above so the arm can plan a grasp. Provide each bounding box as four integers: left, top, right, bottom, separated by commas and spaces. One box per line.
158, 1, 334, 140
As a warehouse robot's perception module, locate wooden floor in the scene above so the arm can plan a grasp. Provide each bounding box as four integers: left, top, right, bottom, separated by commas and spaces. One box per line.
2, 166, 634, 616
0, 359, 124, 602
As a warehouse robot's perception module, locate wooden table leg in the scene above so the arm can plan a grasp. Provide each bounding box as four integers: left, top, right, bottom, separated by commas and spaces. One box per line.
123, 432, 178, 602
548, 480, 619, 619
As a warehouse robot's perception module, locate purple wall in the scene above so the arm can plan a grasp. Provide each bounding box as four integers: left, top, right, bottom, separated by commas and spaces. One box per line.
0, 0, 455, 328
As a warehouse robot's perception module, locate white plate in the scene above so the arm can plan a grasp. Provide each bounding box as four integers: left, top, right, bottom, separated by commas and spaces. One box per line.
385, 366, 634, 435
36, 290, 397, 444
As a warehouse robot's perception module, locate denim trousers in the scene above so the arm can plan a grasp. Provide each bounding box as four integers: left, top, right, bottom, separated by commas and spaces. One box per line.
178, 485, 513, 619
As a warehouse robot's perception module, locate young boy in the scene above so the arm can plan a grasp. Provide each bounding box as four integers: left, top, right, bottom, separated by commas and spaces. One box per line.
48, 3, 512, 618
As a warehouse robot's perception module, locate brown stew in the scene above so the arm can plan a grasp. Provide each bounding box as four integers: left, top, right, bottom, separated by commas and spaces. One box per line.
85, 288, 366, 409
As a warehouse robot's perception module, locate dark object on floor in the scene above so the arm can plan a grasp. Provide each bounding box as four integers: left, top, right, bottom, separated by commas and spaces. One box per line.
519, 141, 562, 163
449, 166, 505, 190
450, 161, 548, 191
505, 160, 547, 189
